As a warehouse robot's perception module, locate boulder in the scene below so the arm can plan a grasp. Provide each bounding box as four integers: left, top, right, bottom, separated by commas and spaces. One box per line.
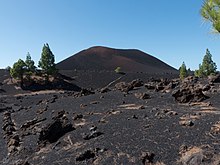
130, 79, 144, 87
135, 92, 150, 100
172, 86, 208, 103
38, 111, 74, 145
208, 73, 220, 83
115, 82, 133, 93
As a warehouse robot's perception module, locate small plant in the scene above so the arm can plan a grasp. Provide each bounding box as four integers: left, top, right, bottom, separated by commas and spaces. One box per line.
115, 67, 121, 73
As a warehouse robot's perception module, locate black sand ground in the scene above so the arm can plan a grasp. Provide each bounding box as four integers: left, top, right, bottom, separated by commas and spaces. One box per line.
0, 69, 220, 165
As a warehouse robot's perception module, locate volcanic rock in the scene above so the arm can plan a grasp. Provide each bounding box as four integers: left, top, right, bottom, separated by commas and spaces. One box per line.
75, 88, 95, 97
208, 73, 220, 83
135, 92, 150, 100
38, 111, 74, 145
130, 79, 144, 87
141, 152, 155, 164
76, 149, 96, 161
172, 85, 208, 103
115, 82, 133, 93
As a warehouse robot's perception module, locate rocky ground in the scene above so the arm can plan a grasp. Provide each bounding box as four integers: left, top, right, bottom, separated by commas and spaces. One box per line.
1, 70, 220, 165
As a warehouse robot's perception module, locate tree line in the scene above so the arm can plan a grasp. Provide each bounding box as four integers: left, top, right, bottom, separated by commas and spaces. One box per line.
179, 49, 217, 80
10, 43, 57, 87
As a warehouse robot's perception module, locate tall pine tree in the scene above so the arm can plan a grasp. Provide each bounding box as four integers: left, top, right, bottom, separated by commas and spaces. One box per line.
194, 49, 217, 77
38, 43, 56, 77
179, 62, 187, 80
201, 49, 217, 76
25, 52, 36, 73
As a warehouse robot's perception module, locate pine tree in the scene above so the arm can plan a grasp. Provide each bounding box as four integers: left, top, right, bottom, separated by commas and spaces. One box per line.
201, 0, 220, 33
201, 49, 217, 76
38, 43, 56, 77
25, 52, 36, 73
179, 62, 187, 80
195, 64, 203, 77
194, 49, 217, 77
10, 59, 26, 87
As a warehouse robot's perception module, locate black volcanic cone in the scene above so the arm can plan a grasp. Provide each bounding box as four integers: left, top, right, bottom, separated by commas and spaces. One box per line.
56, 46, 177, 74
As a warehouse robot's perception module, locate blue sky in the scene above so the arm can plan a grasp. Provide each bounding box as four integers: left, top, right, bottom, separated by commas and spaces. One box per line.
0, 0, 219, 70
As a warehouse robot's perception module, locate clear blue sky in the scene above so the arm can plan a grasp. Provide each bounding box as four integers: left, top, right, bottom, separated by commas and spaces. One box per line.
0, 0, 219, 70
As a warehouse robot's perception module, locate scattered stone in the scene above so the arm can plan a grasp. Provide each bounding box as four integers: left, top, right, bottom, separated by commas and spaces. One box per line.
80, 104, 87, 109
208, 73, 220, 83
83, 131, 103, 140
155, 84, 165, 92
50, 95, 58, 103
177, 145, 220, 165
98, 118, 107, 123
130, 79, 144, 87
83, 126, 103, 140
90, 101, 99, 104
210, 121, 220, 135
135, 92, 150, 100
76, 149, 96, 161
37, 106, 48, 114
0, 104, 12, 112
202, 84, 211, 91
95, 147, 107, 153
52, 110, 66, 119
73, 114, 83, 121
155, 109, 178, 119
115, 82, 133, 93
7, 134, 20, 147
15, 160, 30, 165
16, 96, 23, 100
144, 83, 156, 90
178, 146, 203, 165
20, 118, 46, 130
89, 126, 97, 132
132, 115, 138, 119
76, 88, 95, 97
141, 152, 155, 164
179, 120, 194, 127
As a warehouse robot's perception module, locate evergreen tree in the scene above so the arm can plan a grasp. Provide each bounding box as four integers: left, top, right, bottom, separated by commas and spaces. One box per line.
25, 52, 36, 73
194, 49, 217, 77
179, 62, 187, 80
201, 0, 220, 33
194, 64, 203, 77
10, 59, 26, 87
201, 49, 217, 76
38, 43, 56, 77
